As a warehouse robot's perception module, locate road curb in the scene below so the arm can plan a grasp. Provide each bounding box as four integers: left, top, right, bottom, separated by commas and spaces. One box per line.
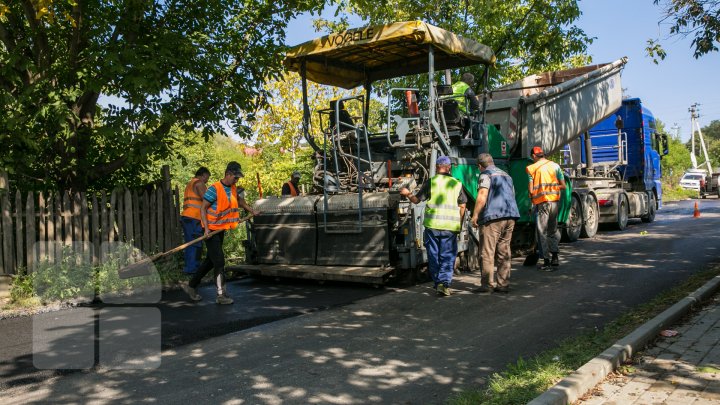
528, 274, 720, 405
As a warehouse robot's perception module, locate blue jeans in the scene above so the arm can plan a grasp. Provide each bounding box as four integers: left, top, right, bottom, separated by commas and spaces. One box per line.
181, 216, 203, 274
424, 228, 458, 287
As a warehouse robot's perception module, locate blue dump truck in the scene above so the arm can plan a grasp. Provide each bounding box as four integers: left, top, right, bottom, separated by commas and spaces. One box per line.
560, 98, 669, 238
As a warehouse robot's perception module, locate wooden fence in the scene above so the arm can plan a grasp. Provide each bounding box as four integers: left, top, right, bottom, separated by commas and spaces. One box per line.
0, 169, 183, 275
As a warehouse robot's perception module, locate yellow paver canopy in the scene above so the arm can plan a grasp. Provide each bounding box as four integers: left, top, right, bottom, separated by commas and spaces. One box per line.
284, 20, 496, 89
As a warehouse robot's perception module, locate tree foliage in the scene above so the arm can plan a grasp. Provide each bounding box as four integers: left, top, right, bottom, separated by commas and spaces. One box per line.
329, 0, 592, 86
648, 0, 720, 62
658, 119, 692, 181
0, 0, 324, 191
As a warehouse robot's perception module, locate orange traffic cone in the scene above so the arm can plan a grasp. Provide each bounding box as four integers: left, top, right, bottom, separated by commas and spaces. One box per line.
693, 201, 701, 218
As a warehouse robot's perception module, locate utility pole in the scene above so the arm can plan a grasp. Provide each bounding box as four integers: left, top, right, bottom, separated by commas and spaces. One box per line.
689, 103, 713, 174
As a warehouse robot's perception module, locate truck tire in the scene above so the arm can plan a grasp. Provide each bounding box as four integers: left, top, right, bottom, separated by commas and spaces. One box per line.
615, 194, 629, 230
641, 192, 656, 223
580, 194, 599, 238
561, 195, 582, 242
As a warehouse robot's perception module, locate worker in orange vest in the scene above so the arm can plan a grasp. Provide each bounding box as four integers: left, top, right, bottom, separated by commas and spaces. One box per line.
180, 167, 210, 274
526, 146, 566, 272
281, 171, 301, 197
183, 161, 258, 305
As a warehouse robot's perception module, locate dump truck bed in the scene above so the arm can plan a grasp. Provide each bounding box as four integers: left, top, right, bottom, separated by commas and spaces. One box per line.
485, 58, 627, 158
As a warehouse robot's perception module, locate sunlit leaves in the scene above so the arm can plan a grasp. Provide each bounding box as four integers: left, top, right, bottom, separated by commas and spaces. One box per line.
652, 0, 720, 59
0, 0, 325, 191
330, 0, 592, 86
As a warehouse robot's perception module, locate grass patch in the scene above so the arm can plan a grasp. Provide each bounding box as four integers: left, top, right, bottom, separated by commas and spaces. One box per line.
696, 365, 720, 374
449, 264, 720, 405
662, 185, 699, 202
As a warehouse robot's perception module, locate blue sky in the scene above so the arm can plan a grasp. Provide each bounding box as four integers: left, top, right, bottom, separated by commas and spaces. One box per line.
286, 2, 720, 142
577, 0, 720, 141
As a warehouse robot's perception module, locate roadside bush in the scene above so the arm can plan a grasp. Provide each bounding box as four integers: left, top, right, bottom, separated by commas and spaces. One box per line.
9, 268, 35, 303
662, 184, 699, 202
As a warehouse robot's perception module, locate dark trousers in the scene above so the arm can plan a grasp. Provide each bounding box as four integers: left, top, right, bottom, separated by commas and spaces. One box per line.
424, 228, 457, 287
189, 230, 226, 295
536, 201, 560, 260
181, 216, 203, 274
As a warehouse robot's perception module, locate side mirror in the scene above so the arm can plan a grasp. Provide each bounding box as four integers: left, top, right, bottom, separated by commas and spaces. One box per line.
661, 134, 669, 156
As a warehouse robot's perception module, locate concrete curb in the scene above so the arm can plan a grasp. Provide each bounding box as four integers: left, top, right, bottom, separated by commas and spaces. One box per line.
528, 274, 720, 405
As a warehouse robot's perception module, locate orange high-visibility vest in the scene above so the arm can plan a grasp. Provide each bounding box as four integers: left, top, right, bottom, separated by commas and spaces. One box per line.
206, 182, 240, 230
284, 181, 298, 196
526, 159, 562, 205
181, 178, 203, 220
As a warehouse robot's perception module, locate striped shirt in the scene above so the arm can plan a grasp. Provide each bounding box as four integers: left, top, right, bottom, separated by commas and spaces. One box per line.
203, 183, 245, 211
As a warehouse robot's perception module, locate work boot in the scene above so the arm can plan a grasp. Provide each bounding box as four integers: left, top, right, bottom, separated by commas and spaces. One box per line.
437, 284, 451, 297
538, 259, 555, 272
181, 283, 202, 302
474, 285, 493, 294
551, 253, 559, 267
216, 294, 234, 305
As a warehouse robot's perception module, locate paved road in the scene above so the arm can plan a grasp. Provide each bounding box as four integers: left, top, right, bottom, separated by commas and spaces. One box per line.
1, 198, 719, 404
0, 277, 387, 391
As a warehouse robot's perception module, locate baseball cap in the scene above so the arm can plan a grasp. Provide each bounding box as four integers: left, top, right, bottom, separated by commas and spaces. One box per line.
225, 161, 244, 178
436, 156, 452, 165
531, 146, 544, 155
291, 171, 301, 179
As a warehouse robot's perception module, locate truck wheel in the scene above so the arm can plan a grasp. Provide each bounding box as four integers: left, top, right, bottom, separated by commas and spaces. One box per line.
615, 194, 629, 230
561, 195, 582, 242
641, 192, 656, 223
580, 194, 599, 238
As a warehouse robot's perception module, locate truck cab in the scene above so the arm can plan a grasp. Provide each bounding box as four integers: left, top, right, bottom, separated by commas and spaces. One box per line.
565, 98, 669, 230
585, 98, 668, 205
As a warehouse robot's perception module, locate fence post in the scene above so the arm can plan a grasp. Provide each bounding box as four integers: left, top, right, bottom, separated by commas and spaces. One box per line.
38, 192, 46, 265
79, 192, 89, 263
155, 187, 163, 251
100, 191, 109, 263
15, 191, 24, 271
149, 188, 157, 253
117, 188, 124, 242
174, 186, 181, 245
47, 194, 56, 264
91, 193, 100, 265
132, 190, 140, 250
123, 188, 133, 245
62, 191, 72, 246
26, 192, 36, 273
142, 190, 150, 254
0, 187, 12, 274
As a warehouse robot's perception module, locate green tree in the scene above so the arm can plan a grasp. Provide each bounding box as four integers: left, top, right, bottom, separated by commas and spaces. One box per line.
0, 0, 324, 191
648, 0, 720, 62
661, 128, 692, 183
329, 0, 592, 86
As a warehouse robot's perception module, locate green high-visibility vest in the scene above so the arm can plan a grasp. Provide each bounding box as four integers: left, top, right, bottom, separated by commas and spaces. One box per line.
452, 81, 469, 113
424, 175, 463, 232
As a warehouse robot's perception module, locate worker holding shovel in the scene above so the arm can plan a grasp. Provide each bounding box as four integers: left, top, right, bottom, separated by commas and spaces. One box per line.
182, 161, 258, 305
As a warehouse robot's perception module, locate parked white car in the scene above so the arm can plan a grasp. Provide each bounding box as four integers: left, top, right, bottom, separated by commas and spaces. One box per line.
679, 172, 704, 191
